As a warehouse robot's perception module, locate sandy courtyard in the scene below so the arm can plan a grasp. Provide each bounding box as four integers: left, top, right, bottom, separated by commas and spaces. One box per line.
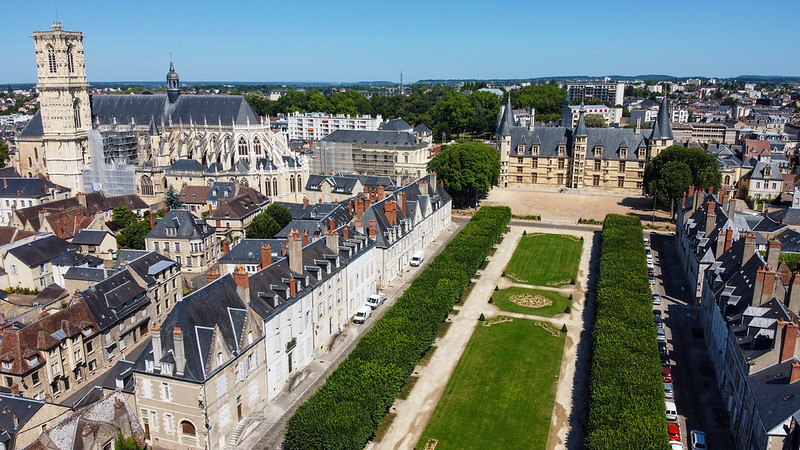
481, 188, 673, 225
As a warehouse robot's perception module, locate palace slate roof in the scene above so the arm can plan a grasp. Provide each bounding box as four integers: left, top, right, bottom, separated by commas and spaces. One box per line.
320, 129, 427, 149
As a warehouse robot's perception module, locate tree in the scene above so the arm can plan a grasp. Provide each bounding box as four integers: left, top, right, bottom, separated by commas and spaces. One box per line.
510, 84, 568, 120
427, 140, 500, 208
164, 185, 183, 210
115, 432, 145, 450
116, 220, 151, 250
583, 114, 608, 128
246, 212, 281, 239
722, 97, 740, 108
111, 205, 138, 229
428, 90, 475, 138
647, 160, 692, 217
265, 203, 292, 229
0, 141, 8, 168
644, 145, 721, 211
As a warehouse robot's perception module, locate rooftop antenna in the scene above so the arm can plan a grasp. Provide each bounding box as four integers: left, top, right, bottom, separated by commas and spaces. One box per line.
400, 70, 403, 95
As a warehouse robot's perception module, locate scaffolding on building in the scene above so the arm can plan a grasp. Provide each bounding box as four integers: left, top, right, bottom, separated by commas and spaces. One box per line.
82, 129, 137, 196
309, 141, 355, 175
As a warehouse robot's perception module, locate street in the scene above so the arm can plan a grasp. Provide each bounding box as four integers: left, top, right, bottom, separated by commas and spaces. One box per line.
649, 232, 733, 450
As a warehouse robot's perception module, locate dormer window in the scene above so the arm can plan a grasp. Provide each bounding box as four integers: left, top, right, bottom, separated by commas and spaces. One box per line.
161, 363, 173, 375
764, 167, 771, 177
2, 361, 11, 370
594, 147, 603, 157
620, 148, 628, 158
517, 144, 525, 154
558, 145, 566, 156
145, 360, 154, 372
217, 353, 223, 366
532, 146, 539, 155
638, 148, 646, 159
27, 356, 38, 367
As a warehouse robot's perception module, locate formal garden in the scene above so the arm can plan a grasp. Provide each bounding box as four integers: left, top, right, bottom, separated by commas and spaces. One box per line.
491, 285, 571, 318
504, 233, 582, 286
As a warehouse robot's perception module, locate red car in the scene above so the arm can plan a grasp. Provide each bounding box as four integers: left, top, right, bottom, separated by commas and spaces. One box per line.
663, 366, 673, 383
668, 421, 681, 442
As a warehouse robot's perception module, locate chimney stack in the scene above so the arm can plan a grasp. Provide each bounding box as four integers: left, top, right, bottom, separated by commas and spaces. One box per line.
205, 268, 219, 284
173, 327, 185, 375
767, 238, 781, 271
290, 275, 297, 297
724, 228, 734, 252
782, 319, 799, 363
151, 324, 162, 363
303, 196, 309, 208
743, 232, 757, 266
377, 185, 384, 199
430, 172, 437, 190
399, 192, 407, 216
289, 231, 304, 274
343, 225, 349, 240
303, 229, 309, 246
261, 243, 272, 269
365, 196, 372, 210
223, 239, 230, 254
12, 412, 18, 428
326, 230, 339, 254
10, 385, 20, 398
233, 266, 249, 300
150, 208, 155, 229
789, 272, 800, 312
355, 199, 364, 220
754, 267, 776, 306
705, 201, 716, 238
368, 218, 376, 239
792, 361, 800, 384
386, 200, 397, 226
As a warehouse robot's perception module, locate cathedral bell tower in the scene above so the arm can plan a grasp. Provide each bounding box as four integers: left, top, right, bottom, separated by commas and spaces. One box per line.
167, 61, 180, 103
33, 22, 91, 190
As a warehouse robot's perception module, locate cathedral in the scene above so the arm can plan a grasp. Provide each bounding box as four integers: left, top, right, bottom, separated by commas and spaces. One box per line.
496, 96, 674, 192
16, 23, 307, 202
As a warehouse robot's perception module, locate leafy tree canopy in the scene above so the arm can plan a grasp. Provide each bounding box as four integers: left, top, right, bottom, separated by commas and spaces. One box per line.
0, 141, 8, 168
509, 84, 568, 116
427, 140, 500, 208
584, 114, 608, 128
265, 203, 293, 229
644, 145, 721, 210
115, 432, 145, 450
164, 185, 183, 210
246, 212, 281, 239
111, 206, 138, 229
116, 220, 151, 250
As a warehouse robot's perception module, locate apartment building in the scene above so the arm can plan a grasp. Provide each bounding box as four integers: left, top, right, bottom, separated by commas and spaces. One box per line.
0, 233, 75, 290
567, 82, 625, 106
145, 210, 218, 273
0, 177, 71, 226
206, 187, 268, 242
561, 105, 622, 127
287, 111, 382, 142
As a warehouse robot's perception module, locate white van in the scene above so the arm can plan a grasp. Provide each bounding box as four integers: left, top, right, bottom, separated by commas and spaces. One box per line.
665, 401, 678, 421
353, 305, 372, 324
366, 293, 386, 309
410, 251, 425, 267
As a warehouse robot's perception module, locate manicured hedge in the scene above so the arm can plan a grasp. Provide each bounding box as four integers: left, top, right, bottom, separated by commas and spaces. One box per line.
284, 206, 511, 449
585, 214, 669, 450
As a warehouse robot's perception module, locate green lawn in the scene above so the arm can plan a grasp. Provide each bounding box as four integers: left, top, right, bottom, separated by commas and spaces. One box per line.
505, 234, 582, 286
417, 318, 565, 450
493, 286, 571, 317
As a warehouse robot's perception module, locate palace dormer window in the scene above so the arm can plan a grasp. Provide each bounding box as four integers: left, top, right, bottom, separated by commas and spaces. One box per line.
594, 146, 603, 157
558, 145, 566, 156
638, 148, 646, 159
517, 144, 525, 154
532, 146, 539, 155
764, 167, 771, 177
619, 148, 628, 158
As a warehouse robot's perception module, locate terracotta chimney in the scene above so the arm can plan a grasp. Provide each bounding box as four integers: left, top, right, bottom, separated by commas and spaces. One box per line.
349, 200, 353, 214
233, 266, 249, 300
399, 192, 407, 216
261, 243, 272, 269
303, 196, 309, 207
355, 199, 364, 221
289, 275, 296, 297
754, 267, 776, 306
318, 197, 323, 204
223, 239, 230, 254
365, 197, 372, 210
386, 200, 397, 226
10, 385, 20, 397
767, 238, 781, 271
151, 323, 162, 363
705, 201, 716, 238
792, 361, 800, 384
149, 208, 155, 229
724, 228, 733, 252
789, 273, 800, 312
12, 412, 19, 428
289, 231, 304, 274
303, 230, 309, 246
782, 319, 799, 363
682, 192, 687, 209
377, 185, 384, 199
205, 268, 219, 285
165, 206, 169, 214
343, 225, 349, 240
173, 327, 185, 375
2, 179, 6, 188
368, 218, 376, 239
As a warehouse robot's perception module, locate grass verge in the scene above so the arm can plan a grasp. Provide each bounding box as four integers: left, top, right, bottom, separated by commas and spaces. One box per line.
504, 234, 582, 286
492, 286, 571, 318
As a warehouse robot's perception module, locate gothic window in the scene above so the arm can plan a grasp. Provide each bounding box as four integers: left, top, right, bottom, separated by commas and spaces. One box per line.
273, 178, 278, 196
28, 157, 32, 167
34, 147, 38, 162
238, 137, 248, 156
619, 161, 626, 172
557, 159, 565, 170
47, 45, 56, 73
297, 176, 302, 191
724, 175, 731, 185
532, 159, 538, 169
140, 176, 154, 196
253, 137, 262, 156
67, 45, 74, 73
73, 99, 81, 129
594, 160, 601, 171
290, 175, 296, 193
265, 179, 271, 196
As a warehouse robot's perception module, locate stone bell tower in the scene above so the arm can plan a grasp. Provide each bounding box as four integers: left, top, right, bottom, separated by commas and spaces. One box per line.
32, 22, 91, 190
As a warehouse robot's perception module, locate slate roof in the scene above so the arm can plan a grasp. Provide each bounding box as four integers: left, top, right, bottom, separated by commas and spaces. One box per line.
305, 174, 360, 194
51, 251, 103, 269
574, 108, 588, 137
218, 239, 284, 265
71, 229, 112, 246
146, 209, 214, 240
5, 234, 75, 267
17, 112, 42, 138
320, 129, 427, 149
0, 178, 70, 199
335, 173, 396, 190
379, 118, 412, 131
509, 126, 647, 160
0, 394, 46, 448
651, 96, 674, 140
80, 269, 149, 331
413, 124, 432, 133
769, 209, 800, 228
497, 97, 515, 137
64, 267, 108, 283
206, 182, 237, 204
35, 283, 69, 306
748, 360, 800, 432
113, 250, 176, 286
170, 159, 205, 172
208, 187, 267, 220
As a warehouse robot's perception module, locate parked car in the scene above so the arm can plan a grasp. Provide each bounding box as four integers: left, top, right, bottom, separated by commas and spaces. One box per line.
410, 250, 425, 267
365, 293, 386, 309
657, 327, 667, 342
662, 366, 673, 383
652, 294, 662, 305
658, 341, 668, 354
655, 315, 664, 328
653, 310, 662, 319
664, 381, 674, 398
668, 421, 681, 442
353, 305, 372, 324
670, 442, 685, 450
649, 273, 656, 285
661, 354, 671, 367
690, 430, 707, 450
666, 401, 677, 420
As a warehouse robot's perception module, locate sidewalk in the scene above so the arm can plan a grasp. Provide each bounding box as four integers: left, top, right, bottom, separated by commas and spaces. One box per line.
237, 217, 467, 449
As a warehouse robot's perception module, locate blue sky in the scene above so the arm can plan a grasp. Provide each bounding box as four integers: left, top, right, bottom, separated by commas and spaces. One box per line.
2, 0, 798, 84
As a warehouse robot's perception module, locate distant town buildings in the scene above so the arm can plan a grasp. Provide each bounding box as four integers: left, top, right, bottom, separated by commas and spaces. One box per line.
286, 111, 383, 142
567, 82, 625, 106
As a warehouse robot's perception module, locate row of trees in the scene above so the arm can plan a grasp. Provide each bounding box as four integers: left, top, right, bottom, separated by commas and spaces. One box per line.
586, 214, 669, 450
284, 206, 511, 449
245, 83, 567, 141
